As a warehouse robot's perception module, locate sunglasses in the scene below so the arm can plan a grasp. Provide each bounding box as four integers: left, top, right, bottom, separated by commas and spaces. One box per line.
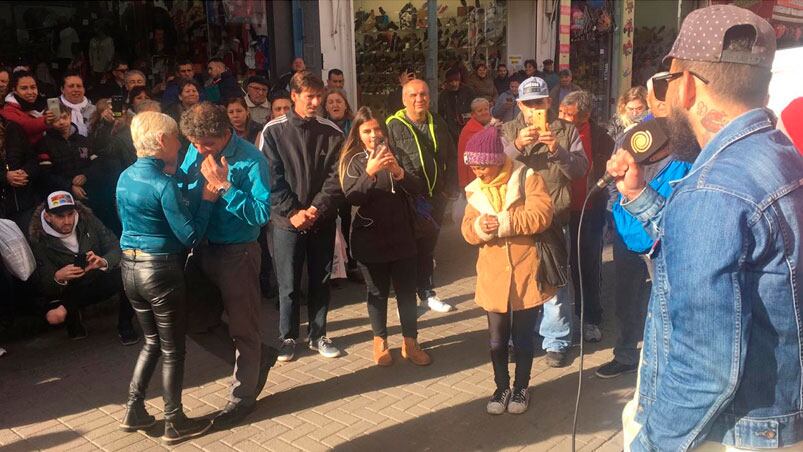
651, 71, 709, 102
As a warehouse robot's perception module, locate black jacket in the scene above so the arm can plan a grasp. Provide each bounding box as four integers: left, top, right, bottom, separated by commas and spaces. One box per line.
587, 120, 615, 207
28, 201, 121, 300
260, 108, 345, 230
35, 127, 93, 193
1, 118, 41, 220
438, 85, 475, 141
341, 150, 423, 263
385, 110, 457, 199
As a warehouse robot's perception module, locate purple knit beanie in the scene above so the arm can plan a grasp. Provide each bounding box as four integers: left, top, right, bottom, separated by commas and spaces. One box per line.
464, 126, 505, 166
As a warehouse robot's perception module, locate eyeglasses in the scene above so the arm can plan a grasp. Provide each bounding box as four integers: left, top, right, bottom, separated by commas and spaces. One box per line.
651, 71, 709, 102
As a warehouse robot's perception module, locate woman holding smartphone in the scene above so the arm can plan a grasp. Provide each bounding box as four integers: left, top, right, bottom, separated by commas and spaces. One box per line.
116, 111, 217, 444
339, 106, 431, 367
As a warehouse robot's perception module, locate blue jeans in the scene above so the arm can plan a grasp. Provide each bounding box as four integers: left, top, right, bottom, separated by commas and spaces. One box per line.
535, 225, 573, 353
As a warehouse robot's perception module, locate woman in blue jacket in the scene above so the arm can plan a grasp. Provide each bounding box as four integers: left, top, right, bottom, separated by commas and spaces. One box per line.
115, 112, 217, 444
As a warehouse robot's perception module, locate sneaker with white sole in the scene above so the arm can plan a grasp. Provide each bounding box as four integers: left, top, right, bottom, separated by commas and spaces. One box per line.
507, 387, 530, 414
309, 336, 341, 358
426, 296, 454, 313
486, 387, 511, 415
277, 339, 296, 362
583, 324, 602, 343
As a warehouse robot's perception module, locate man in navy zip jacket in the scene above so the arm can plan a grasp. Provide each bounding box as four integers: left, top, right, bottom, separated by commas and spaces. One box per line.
260, 71, 345, 363
607, 6, 803, 450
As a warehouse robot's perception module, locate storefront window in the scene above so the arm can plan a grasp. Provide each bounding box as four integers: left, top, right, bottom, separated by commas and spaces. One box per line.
570, 0, 615, 122
354, 0, 507, 118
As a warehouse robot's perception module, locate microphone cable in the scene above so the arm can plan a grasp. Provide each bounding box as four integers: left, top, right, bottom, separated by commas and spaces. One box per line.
571, 188, 596, 452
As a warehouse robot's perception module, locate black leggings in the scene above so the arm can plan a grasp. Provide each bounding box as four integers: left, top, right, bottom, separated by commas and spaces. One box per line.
359, 257, 418, 338
487, 307, 539, 390
121, 255, 187, 419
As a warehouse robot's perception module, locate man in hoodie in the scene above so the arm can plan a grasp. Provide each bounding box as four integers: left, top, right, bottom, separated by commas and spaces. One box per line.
205, 59, 241, 105
27, 190, 137, 344
260, 71, 344, 363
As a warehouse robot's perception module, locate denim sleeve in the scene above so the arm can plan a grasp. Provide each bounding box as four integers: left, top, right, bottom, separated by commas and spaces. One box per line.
160, 180, 212, 249
220, 157, 271, 227
621, 186, 666, 242
632, 189, 752, 452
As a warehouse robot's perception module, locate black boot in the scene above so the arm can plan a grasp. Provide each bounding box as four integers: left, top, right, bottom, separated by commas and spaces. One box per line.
119, 401, 156, 432
162, 412, 212, 445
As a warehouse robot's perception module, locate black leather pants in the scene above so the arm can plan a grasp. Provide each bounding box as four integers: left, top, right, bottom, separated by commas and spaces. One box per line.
121, 253, 187, 419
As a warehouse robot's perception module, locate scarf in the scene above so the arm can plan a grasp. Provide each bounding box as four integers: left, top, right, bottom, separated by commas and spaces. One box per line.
479, 158, 513, 213
60, 95, 90, 136
41, 210, 80, 253
5, 93, 46, 116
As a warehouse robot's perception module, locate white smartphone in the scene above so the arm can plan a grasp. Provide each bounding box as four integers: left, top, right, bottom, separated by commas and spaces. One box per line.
47, 98, 61, 117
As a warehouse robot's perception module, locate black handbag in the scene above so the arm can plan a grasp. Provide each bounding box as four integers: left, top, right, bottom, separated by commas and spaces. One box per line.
517, 168, 569, 289
400, 187, 439, 239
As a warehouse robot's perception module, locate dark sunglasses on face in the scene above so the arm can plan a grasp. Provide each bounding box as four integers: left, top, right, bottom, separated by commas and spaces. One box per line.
651, 71, 710, 102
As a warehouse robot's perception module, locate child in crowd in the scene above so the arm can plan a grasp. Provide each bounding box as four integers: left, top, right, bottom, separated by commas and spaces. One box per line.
461, 126, 554, 415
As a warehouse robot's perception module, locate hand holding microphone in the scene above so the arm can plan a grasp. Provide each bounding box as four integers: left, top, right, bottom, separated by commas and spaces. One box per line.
591, 118, 670, 199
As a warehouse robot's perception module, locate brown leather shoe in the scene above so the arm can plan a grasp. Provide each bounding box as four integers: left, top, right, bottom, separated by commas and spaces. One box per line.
401, 337, 431, 366
373, 336, 393, 366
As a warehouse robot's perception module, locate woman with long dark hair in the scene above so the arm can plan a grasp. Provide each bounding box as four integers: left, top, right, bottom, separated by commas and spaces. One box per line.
0, 71, 56, 145
339, 106, 431, 367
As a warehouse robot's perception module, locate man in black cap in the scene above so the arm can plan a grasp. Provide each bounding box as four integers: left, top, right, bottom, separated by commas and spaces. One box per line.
607, 5, 803, 450
243, 76, 271, 125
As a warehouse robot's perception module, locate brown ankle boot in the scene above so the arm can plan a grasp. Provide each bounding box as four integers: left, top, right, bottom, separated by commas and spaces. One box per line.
373, 336, 393, 366
401, 337, 431, 366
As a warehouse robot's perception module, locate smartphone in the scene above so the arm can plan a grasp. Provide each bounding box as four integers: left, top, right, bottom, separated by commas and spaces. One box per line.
111, 95, 124, 118
47, 98, 61, 117
73, 253, 87, 269
531, 109, 547, 132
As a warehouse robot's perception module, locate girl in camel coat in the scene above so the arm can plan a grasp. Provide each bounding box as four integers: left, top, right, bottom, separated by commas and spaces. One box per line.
461, 126, 555, 416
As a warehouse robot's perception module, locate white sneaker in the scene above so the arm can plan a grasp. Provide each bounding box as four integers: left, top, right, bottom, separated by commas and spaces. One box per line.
583, 324, 602, 343
426, 296, 454, 313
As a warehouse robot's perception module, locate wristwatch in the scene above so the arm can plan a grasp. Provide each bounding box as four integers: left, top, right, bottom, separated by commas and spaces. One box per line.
217, 182, 232, 196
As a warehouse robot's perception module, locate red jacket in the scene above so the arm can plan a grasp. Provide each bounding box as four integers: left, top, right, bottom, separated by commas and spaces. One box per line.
457, 117, 486, 190
1, 101, 48, 145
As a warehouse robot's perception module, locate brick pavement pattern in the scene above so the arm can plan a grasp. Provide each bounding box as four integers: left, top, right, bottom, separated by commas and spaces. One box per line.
0, 223, 637, 451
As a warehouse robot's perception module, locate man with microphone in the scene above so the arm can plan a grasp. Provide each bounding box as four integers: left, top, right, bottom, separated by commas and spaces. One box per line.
607, 6, 803, 450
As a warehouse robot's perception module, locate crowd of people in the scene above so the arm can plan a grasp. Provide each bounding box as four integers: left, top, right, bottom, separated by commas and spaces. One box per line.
2, 4, 803, 449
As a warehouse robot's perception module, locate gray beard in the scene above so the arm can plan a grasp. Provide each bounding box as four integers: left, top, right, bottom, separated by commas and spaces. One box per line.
666, 107, 702, 163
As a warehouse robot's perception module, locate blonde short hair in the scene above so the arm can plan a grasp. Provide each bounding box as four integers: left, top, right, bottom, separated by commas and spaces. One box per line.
131, 111, 178, 158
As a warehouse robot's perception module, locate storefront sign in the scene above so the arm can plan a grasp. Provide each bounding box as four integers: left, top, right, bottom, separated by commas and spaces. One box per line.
618, 0, 635, 90
559, 0, 571, 70
508, 55, 522, 71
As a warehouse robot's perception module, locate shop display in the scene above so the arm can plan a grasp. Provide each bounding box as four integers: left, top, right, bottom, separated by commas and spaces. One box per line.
355, 0, 507, 118
570, 0, 614, 122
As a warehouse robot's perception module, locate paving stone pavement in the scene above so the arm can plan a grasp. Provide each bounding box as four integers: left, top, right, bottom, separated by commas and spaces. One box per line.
0, 223, 638, 451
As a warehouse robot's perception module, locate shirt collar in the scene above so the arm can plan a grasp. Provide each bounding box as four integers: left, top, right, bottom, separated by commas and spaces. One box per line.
220, 130, 240, 159
135, 156, 167, 170
245, 95, 270, 109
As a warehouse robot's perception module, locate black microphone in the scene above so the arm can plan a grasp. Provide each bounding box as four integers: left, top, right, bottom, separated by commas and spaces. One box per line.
589, 117, 670, 194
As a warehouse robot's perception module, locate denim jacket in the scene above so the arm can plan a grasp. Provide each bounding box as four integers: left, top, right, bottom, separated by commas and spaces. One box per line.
623, 109, 803, 450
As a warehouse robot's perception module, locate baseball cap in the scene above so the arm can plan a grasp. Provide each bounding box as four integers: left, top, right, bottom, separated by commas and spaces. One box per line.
664, 4, 776, 68
518, 77, 549, 101
45, 191, 76, 214
244, 76, 270, 89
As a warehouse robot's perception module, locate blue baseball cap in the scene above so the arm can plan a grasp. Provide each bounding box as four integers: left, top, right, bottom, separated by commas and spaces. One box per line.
518, 77, 549, 102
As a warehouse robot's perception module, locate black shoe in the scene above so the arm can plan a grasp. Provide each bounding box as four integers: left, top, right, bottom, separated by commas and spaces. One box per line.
118, 326, 140, 346
67, 313, 87, 340
545, 351, 568, 368
162, 412, 212, 445
595, 359, 638, 379
119, 402, 157, 432
255, 345, 279, 397
213, 402, 255, 430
